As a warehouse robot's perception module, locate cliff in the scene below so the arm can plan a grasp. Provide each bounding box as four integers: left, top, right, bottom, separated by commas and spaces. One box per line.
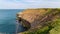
17, 8, 60, 34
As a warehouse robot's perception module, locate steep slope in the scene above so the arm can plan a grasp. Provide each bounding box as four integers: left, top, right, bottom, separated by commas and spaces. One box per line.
17, 8, 60, 34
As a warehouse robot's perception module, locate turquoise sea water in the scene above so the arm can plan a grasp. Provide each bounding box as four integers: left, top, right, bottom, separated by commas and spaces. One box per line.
0, 9, 25, 34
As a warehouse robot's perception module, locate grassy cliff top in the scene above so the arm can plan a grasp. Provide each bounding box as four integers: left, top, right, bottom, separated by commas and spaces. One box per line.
17, 9, 50, 23
17, 8, 60, 34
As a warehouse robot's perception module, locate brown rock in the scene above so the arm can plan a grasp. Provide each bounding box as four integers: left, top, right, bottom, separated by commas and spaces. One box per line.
17, 9, 60, 34
16, 9, 49, 29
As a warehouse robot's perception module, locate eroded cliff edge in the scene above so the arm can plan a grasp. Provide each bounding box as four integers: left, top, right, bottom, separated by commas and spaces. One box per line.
17, 8, 60, 34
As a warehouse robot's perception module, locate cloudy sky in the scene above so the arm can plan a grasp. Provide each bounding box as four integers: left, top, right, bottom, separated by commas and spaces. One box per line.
0, 0, 60, 9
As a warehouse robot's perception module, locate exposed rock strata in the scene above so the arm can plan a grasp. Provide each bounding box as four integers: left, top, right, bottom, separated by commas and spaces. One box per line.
16, 9, 60, 34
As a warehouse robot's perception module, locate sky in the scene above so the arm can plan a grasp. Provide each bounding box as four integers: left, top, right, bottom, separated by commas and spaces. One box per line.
0, 0, 60, 9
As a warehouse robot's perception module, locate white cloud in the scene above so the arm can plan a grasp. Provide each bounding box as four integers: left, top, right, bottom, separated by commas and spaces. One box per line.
0, 0, 60, 9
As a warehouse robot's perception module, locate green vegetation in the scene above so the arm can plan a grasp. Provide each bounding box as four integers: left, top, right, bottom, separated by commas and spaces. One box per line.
24, 18, 60, 34
24, 26, 49, 34
18, 9, 60, 34
49, 18, 60, 34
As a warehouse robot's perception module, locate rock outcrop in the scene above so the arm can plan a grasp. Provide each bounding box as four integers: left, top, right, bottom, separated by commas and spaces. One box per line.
16, 8, 60, 34
17, 9, 49, 29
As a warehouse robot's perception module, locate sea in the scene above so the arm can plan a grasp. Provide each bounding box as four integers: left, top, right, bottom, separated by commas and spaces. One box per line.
0, 9, 25, 34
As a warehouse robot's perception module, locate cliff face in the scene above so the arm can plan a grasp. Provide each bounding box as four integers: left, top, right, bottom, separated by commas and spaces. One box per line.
17, 9, 48, 23
17, 8, 60, 34
17, 9, 49, 29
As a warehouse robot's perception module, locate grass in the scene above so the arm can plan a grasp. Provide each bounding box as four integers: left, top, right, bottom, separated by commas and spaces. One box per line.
24, 26, 50, 34
18, 9, 60, 34
23, 18, 60, 34
49, 18, 60, 34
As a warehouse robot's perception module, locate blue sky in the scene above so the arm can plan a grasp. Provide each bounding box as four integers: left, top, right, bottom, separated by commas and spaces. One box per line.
0, 0, 60, 9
